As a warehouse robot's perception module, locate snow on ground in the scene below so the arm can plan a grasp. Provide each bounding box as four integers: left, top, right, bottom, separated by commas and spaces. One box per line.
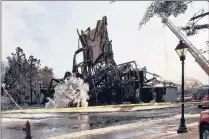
131, 104, 178, 111
46, 113, 199, 139
46, 119, 167, 139
2, 105, 201, 139
2, 118, 39, 124
2, 103, 181, 114
162, 124, 199, 139
128, 122, 199, 139
2, 113, 58, 119
173, 113, 200, 118
136, 122, 199, 139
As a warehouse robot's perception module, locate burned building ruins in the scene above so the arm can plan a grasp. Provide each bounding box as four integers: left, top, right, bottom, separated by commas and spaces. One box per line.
44, 16, 177, 106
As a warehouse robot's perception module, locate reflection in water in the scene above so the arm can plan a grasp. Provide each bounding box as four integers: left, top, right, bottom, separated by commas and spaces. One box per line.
77, 115, 90, 130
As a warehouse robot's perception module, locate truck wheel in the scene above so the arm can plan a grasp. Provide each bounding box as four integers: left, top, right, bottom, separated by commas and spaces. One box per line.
198, 105, 203, 108
200, 124, 209, 139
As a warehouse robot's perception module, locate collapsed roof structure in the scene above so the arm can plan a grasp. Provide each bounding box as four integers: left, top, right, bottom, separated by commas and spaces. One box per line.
46, 16, 176, 106
71, 16, 177, 105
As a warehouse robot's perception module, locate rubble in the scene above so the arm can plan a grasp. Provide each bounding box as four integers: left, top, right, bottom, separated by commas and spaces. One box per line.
43, 16, 176, 106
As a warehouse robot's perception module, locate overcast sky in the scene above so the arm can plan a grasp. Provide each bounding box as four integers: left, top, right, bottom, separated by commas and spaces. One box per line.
2, 1, 209, 84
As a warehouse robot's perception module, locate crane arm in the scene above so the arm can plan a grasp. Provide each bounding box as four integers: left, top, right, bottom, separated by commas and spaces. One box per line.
162, 16, 209, 76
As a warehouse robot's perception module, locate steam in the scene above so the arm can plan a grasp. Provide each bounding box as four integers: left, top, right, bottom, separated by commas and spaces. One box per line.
45, 75, 89, 108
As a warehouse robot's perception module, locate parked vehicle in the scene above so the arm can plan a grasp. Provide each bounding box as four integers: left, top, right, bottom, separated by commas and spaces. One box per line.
191, 87, 209, 108
176, 95, 192, 102
199, 110, 209, 139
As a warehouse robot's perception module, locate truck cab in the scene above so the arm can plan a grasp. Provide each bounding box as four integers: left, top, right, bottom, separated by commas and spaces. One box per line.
192, 87, 209, 108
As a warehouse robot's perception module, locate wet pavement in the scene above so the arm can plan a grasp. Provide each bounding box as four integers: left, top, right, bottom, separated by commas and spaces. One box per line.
83, 117, 199, 139
1, 105, 204, 139
77, 124, 165, 139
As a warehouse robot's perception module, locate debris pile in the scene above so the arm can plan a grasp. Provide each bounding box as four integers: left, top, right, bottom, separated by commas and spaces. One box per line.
44, 16, 175, 106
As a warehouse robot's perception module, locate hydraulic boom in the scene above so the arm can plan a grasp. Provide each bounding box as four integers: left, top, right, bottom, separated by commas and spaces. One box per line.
162, 16, 209, 76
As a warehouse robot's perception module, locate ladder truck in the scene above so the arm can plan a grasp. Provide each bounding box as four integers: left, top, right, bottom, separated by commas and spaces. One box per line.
161, 16, 209, 76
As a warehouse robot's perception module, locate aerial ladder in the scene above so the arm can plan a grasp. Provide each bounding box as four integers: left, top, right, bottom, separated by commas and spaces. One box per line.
161, 16, 209, 76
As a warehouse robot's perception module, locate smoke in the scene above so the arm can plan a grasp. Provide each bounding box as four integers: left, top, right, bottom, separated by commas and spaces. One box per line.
45, 75, 89, 108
